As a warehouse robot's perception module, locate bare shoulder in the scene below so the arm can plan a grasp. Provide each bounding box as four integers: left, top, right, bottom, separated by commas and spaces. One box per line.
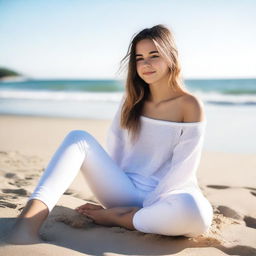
180, 93, 205, 122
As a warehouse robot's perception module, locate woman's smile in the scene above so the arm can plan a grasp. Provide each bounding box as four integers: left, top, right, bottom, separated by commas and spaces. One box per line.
143, 71, 156, 75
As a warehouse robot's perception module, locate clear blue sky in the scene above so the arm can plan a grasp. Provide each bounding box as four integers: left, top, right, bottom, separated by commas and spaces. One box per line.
0, 0, 255, 79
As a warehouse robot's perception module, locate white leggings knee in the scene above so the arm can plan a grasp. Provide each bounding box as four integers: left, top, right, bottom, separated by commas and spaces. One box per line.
29, 130, 213, 237
29, 130, 146, 211
133, 192, 213, 237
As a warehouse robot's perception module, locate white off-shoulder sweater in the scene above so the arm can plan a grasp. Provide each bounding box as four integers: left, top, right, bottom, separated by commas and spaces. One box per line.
105, 97, 207, 207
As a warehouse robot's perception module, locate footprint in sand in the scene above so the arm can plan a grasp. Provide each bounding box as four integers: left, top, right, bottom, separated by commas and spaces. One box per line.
25, 174, 40, 180
206, 185, 256, 230
0, 200, 17, 209
8, 179, 31, 187
207, 184, 256, 197
214, 204, 256, 230
216, 205, 243, 220
250, 191, 256, 197
0, 193, 18, 200
5, 172, 32, 187
2, 188, 29, 196
207, 185, 230, 189
243, 186, 256, 200
243, 187, 256, 197
243, 216, 256, 229
4, 173, 18, 179
244, 186, 256, 191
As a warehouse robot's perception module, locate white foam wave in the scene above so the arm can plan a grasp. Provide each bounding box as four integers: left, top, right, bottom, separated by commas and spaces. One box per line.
193, 90, 256, 105
0, 89, 123, 102
0, 89, 256, 105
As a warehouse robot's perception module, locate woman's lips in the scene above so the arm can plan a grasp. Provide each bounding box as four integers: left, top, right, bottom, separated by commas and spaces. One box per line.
143, 71, 156, 75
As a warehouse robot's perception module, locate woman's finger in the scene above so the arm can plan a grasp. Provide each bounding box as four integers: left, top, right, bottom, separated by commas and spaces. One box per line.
81, 209, 93, 216
75, 203, 103, 211
82, 212, 95, 221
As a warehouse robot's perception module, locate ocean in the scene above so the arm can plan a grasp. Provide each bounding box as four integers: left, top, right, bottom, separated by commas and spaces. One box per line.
0, 78, 256, 153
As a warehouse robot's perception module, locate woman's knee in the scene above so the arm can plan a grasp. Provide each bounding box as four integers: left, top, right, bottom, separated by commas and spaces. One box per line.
132, 193, 212, 236
63, 130, 95, 152
66, 130, 90, 140
65, 130, 95, 144
132, 201, 187, 236
173, 193, 213, 236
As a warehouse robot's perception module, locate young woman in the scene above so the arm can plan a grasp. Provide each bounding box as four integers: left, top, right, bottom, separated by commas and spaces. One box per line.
8, 24, 213, 244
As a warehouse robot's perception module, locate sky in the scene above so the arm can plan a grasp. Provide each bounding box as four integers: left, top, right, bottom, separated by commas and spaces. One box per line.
0, 0, 256, 79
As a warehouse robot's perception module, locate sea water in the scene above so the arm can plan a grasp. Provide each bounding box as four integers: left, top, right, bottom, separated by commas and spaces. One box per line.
0, 78, 255, 153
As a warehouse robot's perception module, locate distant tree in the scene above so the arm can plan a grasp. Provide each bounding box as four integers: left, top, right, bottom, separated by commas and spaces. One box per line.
0, 67, 20, 79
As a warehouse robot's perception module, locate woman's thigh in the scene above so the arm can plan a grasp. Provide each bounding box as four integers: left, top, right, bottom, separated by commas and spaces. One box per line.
133, 192, 213, 237
78, 130, 145, 208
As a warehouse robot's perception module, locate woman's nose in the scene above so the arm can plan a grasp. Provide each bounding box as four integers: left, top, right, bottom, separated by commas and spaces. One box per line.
141, 59, 151, 66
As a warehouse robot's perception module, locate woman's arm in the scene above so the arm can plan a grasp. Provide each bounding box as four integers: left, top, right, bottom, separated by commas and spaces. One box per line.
105, 95, 125, 163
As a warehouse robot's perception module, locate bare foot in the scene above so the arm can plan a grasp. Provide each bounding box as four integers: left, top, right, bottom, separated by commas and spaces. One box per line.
76, 205, 140, 227
78, 207, 117, 226
6, 199, 49, 244
6, 218, 44, 245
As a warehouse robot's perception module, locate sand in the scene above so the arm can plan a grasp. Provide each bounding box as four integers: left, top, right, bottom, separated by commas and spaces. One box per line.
0, 114, 255, 256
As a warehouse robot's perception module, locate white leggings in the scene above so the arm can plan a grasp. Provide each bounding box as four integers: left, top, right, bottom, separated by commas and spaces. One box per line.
29, 130, 213, 238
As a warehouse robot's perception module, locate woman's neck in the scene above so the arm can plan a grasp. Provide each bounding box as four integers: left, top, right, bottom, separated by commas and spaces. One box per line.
147, 84, 184, 105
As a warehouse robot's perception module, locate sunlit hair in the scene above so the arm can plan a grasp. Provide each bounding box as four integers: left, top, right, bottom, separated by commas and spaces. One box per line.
118, 24, 187, 143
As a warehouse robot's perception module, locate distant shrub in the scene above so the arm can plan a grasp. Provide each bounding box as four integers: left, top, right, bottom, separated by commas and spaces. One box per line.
0, 67, 20, 79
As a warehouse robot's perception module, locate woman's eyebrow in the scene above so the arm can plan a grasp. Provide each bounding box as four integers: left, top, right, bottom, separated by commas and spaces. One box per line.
135, 50, 159, 57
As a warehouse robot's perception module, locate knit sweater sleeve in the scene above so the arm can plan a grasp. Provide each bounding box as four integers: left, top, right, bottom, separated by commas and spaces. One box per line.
143, 122, 207, 207
105, 96, 125, 165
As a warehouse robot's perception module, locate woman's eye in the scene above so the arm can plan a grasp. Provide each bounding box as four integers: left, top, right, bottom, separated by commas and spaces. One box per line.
136, 56, 159, 62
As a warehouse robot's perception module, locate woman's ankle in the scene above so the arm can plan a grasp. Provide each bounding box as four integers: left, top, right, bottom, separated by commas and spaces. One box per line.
7, 200, 50, 245
19, 199, 49, 218
14, 199, 49, 235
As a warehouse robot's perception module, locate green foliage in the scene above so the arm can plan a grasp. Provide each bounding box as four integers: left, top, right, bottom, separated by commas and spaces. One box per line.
0, 67, 20, 79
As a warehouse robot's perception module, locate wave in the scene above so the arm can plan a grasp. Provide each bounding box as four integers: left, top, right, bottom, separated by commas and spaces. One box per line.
1, 89, 256, 106
193, 91, 256, 105
0, 89, 123, 102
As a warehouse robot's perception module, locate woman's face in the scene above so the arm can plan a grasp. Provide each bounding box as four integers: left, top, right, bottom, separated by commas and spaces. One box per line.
135, 39, 170, 85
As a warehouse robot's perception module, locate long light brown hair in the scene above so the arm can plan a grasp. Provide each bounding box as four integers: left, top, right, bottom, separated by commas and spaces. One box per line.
118, 24, 187, 143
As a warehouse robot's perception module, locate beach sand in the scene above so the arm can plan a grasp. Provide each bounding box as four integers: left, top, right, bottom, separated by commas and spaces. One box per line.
0, 115, 255, 256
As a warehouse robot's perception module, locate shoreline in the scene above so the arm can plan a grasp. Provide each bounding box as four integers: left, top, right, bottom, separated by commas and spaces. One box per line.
0, 113, 255, 155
